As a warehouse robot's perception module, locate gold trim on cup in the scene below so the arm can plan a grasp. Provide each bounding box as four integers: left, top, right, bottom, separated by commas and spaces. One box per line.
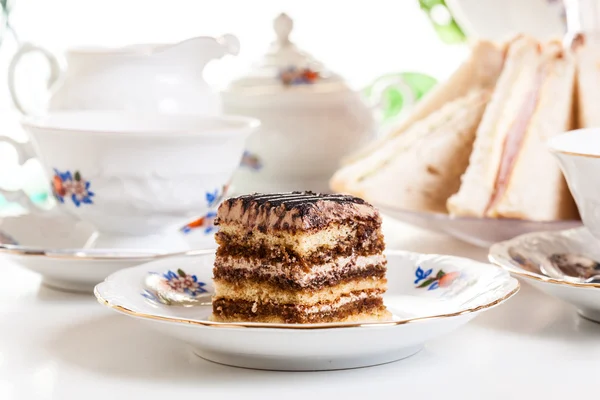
548, 148, 600, 159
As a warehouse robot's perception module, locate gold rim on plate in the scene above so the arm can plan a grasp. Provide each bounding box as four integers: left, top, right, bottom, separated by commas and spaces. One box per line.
488, 252, 600, 289
0, 245, 215, 261
94, 282, 520, 330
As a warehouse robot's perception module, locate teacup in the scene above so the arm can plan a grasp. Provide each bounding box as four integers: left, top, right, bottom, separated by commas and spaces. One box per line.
3, 111, 258, 251
549, 128, 600, 240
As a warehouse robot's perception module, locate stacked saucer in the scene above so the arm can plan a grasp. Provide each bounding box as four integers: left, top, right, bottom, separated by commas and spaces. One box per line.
490, 128, 600, 323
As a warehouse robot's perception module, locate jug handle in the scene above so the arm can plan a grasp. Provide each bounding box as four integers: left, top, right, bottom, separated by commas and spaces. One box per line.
0, 136, 49, 214
8, 43, 62, 115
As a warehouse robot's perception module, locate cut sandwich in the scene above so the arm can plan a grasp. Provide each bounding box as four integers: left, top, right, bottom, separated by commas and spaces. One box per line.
330, 89, 490, 212
447, 36, 579, 220
572, 34, 600, 128
342, 39, 506, 165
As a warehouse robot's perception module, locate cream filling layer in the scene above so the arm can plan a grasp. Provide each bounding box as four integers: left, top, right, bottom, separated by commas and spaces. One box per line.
216, 291, 381, 314
215, 253, 387, 286
213, 279, 387, 305
303, 291, 377, 314
218, 223, 375, 254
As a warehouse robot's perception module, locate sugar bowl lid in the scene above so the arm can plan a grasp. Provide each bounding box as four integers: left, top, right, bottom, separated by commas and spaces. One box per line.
225, 13, 348, 95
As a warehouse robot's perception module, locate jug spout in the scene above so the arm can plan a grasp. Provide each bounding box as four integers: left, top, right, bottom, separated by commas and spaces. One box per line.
155, 34, 240, 67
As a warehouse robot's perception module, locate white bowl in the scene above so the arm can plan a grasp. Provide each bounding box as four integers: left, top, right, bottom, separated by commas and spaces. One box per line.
19, 111, 259, 251
95, 250, 518, 371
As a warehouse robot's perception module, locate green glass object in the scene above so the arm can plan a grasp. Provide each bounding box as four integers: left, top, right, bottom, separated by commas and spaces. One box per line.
364, 72, 437, 123
419, 0, 466, 44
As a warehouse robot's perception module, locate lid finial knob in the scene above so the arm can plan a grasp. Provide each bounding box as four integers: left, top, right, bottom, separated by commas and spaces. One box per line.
274, 13, 293, 45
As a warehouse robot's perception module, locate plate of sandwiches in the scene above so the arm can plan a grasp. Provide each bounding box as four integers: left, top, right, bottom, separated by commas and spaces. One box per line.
329, 34, 600, 247
95, 192, 518, 371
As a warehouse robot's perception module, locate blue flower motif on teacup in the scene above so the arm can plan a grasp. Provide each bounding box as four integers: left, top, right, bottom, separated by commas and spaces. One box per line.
160, 269, 208, 297
180, 185, 229, 235
414, 265, 461, 291
206, 190, 219, 208
240, 151, 263, 171
206, 182, 230, 207
180, 210, 218, 235
51, 169, 94, 207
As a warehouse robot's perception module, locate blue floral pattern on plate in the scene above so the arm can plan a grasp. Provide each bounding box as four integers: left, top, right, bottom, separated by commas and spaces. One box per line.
141, 268, 210, 306
161, 269, 208, 297
414, 266, 461, 291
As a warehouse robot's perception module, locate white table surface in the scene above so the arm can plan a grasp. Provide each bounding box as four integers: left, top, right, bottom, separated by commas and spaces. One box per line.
1, 218, 599, 400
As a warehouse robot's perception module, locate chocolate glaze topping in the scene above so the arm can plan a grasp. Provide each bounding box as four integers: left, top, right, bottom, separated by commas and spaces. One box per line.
234, 192, 366, 211
215, 191, 380, 232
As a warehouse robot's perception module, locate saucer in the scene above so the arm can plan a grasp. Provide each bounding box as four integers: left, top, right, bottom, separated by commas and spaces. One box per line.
0, 213, 217, 292
95, 250, 519, 371
378, 205, 581, 248
489, 227, 600, 322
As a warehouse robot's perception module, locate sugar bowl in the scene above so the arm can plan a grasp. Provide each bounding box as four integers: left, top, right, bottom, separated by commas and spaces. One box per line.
222, 13, 376, 194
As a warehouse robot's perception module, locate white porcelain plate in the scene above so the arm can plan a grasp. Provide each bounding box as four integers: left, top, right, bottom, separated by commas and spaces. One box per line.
0, 213, 217, 292
95, 250, 519, 371
446, 0, 565, 40
378, 205, 581, 248
489, 227, 600, 322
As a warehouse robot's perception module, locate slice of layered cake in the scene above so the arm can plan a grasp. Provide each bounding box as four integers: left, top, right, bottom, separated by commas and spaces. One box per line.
211, 192, 390, 324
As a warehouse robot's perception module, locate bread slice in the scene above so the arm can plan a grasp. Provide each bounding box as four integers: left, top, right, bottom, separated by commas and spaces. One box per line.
447, 37, 578, 220
329, 89, 490, 212
573, 34, 600, 128
342, 39, 506, 165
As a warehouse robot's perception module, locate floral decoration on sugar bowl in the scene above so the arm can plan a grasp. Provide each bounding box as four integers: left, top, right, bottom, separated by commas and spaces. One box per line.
414, 266, 461, 291
279, 66, 320, 85
51, 169, 94, 207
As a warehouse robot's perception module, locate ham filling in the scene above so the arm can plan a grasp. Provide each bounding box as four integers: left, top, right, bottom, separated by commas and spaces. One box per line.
485, 63, 549, 216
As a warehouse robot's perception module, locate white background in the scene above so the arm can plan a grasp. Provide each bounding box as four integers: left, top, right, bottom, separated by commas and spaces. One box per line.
1, 0, 468, 109
0, 0, 468, 209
